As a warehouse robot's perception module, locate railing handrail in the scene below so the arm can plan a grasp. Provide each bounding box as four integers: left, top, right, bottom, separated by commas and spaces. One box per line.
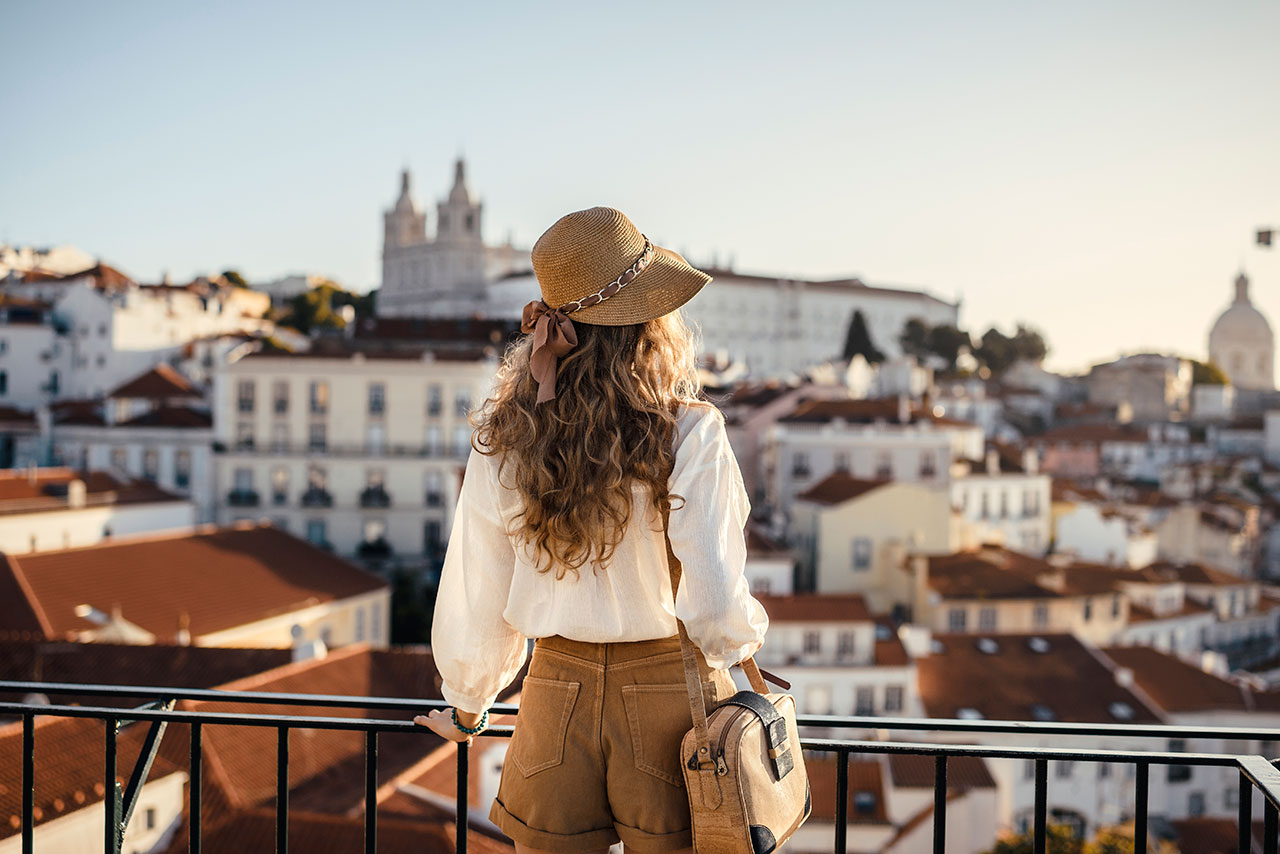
5, 680, 1280, 741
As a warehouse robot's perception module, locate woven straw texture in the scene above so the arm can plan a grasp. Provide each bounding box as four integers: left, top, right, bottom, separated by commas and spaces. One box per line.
531, 206, 712, 326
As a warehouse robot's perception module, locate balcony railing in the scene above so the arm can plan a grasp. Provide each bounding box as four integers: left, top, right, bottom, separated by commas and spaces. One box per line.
225, 489, 260, 507
359, 488, 392, 509
1, 680, 1278, 854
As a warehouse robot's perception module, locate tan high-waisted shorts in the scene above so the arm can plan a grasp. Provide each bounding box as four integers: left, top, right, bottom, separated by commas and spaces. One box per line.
489, 633, 738, 853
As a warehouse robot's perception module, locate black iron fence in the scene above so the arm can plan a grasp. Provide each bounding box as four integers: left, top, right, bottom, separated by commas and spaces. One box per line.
2, 680, 1279, 854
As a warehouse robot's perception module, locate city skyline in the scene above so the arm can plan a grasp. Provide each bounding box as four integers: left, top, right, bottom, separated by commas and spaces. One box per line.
3, 0, 1279, 375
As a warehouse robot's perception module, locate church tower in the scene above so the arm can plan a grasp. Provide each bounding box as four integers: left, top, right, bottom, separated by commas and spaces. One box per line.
384, 169, 427, 250
435, 158, 483, 244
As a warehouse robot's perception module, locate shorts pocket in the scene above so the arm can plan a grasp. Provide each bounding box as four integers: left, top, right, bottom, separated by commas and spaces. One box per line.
621, 683, 695, 787
509, 676, 580, 777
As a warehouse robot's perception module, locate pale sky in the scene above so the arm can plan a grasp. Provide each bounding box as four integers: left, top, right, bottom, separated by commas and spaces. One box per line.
3, 0, 1278, 374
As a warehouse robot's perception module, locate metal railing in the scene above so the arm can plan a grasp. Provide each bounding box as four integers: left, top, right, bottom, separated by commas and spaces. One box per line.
2, 680, 1279, 854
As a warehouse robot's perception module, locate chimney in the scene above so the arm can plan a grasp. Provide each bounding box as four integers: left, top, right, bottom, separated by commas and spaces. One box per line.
897, 394, 911, 424
1023, 448, 1039, 475
67, 479, 86, 508
910, 553, 929, 620
176, 611, 191, 646
985, 449, 1000, 476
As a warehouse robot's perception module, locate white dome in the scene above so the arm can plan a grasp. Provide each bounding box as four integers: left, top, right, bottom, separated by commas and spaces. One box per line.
1208, 272, 1274, 390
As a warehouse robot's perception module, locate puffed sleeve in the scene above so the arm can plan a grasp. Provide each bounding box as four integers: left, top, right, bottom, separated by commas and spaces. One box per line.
430, 448, 528, 714
667, 405, 770, 669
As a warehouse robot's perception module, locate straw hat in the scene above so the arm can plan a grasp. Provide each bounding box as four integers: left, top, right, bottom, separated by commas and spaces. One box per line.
530, 206, 712, 326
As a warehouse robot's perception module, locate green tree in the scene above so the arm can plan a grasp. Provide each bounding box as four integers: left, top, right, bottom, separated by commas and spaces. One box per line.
975, 327, 1017, 375
221, 269, 249, 288
1011, 324, 1049, 363
275, 280, 375, 335
899, 318, 931, 361
1191, 359, 1229, 385
926, 324, 971, 370
982, 824, 1085, 854
842, 309, 885, 363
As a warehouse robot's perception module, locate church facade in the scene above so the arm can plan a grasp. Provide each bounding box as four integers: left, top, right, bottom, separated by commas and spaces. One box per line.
377, 159, 529, 318
1209, 271, 1274, 391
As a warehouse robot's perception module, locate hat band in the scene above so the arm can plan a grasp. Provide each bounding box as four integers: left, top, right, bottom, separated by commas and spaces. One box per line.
521, 237, 656, 404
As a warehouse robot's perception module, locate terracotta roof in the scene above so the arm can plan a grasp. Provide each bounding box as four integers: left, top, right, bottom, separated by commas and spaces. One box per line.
925, 549, 1061, 600
779, 397, 975, 428
20, 262, 134, 290
0, 714, 185, 840
352, 316, 521, 345
0, 638, 292, 710
1169, 817, 1268, 854
886, 754, 995, 789
916, 633, 1161, 723
805, 756, 889, 823
1125, 600, 1214, 624
118, 405, 212, 428
50, 399, 104, 426
725, 380, 802, 409
244, 341, 492, 362
0, 407, 36, 427
0, 468, 182, 516
745, 520, 790, 557
108, 363, 200, 399
1051, 480, 1109, 504
1102, 646, 1254, 713
795, 472, 891, 506
1129, 561, 1249, 587
0, 524, 387, 642
755, 593, 871, 623
1035, 424, 1147, 445
874, 622, 911, 666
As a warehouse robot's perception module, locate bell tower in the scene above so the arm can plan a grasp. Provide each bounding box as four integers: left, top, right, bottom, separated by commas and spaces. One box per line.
383, 169, 427, 250
435, 158, 483, 244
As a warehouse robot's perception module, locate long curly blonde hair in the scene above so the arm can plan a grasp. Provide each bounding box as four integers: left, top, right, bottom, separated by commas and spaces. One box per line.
471, 309, 704, 579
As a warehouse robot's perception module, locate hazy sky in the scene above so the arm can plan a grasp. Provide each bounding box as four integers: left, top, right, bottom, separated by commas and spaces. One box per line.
3, 1, 1278, 374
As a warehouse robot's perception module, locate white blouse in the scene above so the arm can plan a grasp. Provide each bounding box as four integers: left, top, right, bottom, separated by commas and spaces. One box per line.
430, 401, 770, 713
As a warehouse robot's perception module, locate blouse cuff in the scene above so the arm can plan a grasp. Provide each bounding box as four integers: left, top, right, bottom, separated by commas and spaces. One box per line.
701, 637, 765, 671
440, 681, 494, 716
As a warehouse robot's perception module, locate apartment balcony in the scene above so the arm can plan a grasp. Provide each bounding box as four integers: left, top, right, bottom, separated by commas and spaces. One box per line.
359, 487, 392, 509
300, 487, 334, 508
1, 680, 1278, 854
225, 489, 260, 507
214, 441, 469, 460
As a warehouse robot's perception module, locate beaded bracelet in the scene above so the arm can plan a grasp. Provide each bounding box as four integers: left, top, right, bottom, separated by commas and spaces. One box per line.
452, 707, 488, 735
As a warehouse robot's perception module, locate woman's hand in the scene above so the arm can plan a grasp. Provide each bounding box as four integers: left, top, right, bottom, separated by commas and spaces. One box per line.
413, 707, 482, 744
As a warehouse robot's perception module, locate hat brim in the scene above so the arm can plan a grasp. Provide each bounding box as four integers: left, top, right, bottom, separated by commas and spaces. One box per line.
569, 245, 712, 326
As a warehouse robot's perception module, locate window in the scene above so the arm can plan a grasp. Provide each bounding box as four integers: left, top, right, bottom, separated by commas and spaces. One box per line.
1023, 760, 1036, 780
145, 807, 156, 830
948, 608, 967, 632
453, 425, 471, 458
803, 631, 821, 654
1168, 740, 1191, 782
272, 467, 288, 505
355, 607, 366, 642
979, 492, 990, 519
425, 471, 444, 506
308, 465, 327, 491
426, 384, 442, 416
837, 631, 856, 659
1083, 599, 1093, 622
233, 467, 253, 491
372, 601, 382, 640
1111, 595, 1122, 619
999, 490, 1009, 519
368, 382, 386, 416
884, 685, 903, 712
855, 687, 874, 715
235, 422, 254, 450
978, 607, 997, 631
750, 577, 773, 595
308, 422, 327, 452
272, 422, 288, 451
367, 423, 386, 453
852, 537, 872, 570
1098, 763, 1111, 779
142, 449, 159, 482
273, 380, 289, 414
0, 370, 7, 396
309, 380, 329, 415
919, 451, 937, 479
425, 425, 443, 456
792, 451, 810, 478
455, 387, 472, 417
110, 447, 128, 470
237, 380, 255, 414
1033, 603, 1049, 628
853, 791, 877, 815
1188, 792, 1206, 817
834, 452, 850, 472
874, 452, 892, 479
306, 519, 327, 546
174, 450, 191, 489
424, 519, 443, 560
1055, 760, 1073, 779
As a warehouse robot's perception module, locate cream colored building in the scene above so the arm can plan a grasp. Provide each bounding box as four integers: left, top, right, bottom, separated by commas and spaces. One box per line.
1208, 271, 1274, 391
212, 342, 498, 567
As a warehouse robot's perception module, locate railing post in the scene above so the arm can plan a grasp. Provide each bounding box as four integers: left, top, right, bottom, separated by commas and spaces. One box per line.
1266, 800, 1278, 854
21, 712, 33, 854
1134, 761, 1149, 854
190, 722, 202, 854
457, 741, 469, 854
105, 716, 122, 854
834, 747, 848, 854
276, 726, 289, 854
365, 730, 378, 854
1033, 759, 1047, 854
933, 755, 947, 854
1241, 771, 1253, 854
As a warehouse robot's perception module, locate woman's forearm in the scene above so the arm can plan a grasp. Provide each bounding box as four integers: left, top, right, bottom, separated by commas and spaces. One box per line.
455, 708, 485, 729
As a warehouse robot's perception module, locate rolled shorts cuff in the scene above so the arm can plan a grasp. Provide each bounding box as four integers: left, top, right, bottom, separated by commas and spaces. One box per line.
489, 797, 620, 852
613, 818, 693, 853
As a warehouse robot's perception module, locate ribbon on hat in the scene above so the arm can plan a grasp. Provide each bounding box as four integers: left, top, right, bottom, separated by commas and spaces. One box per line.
522, 299, 578, 404
520, 237, 655, 404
